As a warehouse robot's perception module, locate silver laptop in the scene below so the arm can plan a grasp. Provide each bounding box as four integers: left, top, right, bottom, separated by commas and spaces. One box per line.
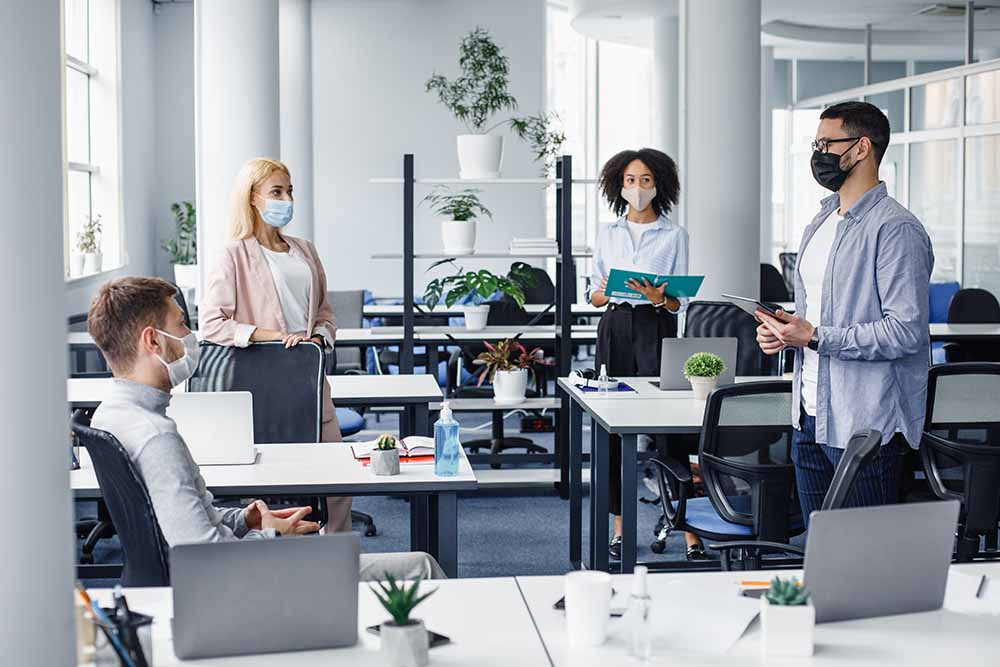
804, 500, 960, 623
656, 337, 738, 390
166, 391, 257, 465
171, 533, 361, 659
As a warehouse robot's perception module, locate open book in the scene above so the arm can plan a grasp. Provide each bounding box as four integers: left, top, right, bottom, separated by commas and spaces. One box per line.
350, 436, 435, 461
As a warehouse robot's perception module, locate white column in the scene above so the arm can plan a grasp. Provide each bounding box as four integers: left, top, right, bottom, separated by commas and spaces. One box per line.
0, 2, 75, 664
279, 0, 314, 240
195, 0, 281, 287
760, 45, 774, 264
679, 0, 762, 300
652, 13, 680, 159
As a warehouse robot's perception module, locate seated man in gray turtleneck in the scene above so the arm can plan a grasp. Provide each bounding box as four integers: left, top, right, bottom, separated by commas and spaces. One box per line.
87, 276, 444, 579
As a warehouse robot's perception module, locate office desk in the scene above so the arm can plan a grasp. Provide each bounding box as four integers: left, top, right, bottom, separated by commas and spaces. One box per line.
92, 576, 549, 666
363, 302, 603, 319
557, 375, 782, 574
929, 323, 1000, 342
518, 564, 1000, 666
73, 444, 477, 577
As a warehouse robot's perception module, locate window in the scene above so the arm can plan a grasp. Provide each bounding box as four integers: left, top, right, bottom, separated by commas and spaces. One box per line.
63, 0, 122, 278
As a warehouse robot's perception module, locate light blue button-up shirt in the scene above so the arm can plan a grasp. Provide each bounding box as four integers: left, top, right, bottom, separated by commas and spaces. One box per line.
589, 213, 689, 314
793, 182, 934, 449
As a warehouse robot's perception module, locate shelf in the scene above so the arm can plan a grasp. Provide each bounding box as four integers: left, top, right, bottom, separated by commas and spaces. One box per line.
369, 177, 600, 185
371, 252, 592, 259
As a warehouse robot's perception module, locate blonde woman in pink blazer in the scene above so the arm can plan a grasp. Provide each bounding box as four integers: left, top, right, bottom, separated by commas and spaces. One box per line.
201, 157, 352, 532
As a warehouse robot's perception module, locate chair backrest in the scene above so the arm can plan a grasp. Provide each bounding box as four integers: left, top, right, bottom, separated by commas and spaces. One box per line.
778, 252, 797, 298
172, 283, 193, 330
929, 281, 960, 324
327, 289, 365, 373
189, 341, 324, 443
760, 263, 791, 303
71, 413, 170, 587
921, 363, 1000, 537
522, 267, 555, 304
697, 380, 799, 542
948, 288, 1000, 324
821, 429, 882, 511
684, 301, 768, 376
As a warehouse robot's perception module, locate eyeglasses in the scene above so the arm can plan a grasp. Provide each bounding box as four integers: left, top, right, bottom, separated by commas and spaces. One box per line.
811, 137, 862, 154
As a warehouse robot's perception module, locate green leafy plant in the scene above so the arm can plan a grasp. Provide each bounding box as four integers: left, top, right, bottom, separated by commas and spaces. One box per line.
161, 201, 197, 265
370, 574, 436, 626
683, 352, 726, 378
422, 260, 536, 309
764, 577, 811, 606
76, 214, 102, 253
509, 112, 567, 176
473, 338, 552, 386
422, 186, 493, 222
375, 434, 398, 451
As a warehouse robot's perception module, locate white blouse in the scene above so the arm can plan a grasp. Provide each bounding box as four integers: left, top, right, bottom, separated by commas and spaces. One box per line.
260, 245, 313, 335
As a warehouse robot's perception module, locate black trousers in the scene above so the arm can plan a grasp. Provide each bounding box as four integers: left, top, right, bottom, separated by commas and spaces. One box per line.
595, 303, 678, 516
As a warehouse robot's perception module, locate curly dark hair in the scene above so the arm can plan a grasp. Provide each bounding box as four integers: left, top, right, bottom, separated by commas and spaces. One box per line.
599, 148, 680, 218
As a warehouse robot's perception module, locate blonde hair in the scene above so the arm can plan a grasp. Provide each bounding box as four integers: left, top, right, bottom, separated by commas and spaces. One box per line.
229, 157, 291, 240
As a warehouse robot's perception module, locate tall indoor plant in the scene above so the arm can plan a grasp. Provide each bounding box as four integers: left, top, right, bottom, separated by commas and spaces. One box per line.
423, 260, 536, 330
162, 201, 198, 289
422, 185, 492, 255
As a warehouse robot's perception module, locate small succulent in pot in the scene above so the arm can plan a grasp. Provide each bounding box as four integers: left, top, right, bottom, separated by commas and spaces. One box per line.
371, 433, 401, 476
764, 577, 811, 606
371, 574, 437, 667
376, 433, 399, 450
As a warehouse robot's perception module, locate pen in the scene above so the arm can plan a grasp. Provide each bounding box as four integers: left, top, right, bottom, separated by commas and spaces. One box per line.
976, 575, 988, 599
89, 600, 137, 667
740, 580, 802, 587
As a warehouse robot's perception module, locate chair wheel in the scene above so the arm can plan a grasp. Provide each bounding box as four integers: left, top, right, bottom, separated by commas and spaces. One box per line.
650, 540, 666, 554
365, 525, 377, 537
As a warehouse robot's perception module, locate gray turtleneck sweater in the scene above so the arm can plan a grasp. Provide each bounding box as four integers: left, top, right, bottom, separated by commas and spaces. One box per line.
91, 378, 275, 545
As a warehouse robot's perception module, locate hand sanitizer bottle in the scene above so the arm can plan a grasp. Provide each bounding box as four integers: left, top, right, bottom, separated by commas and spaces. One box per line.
434, 401, 461, 477
624, 565, 653, 661
598, 363, 610, 396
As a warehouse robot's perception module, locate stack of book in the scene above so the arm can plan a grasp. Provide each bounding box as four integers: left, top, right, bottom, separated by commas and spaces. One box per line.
509, 238, 558, 255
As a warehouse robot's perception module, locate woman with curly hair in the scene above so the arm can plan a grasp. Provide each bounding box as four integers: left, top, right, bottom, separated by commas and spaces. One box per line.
590, 147, 706, 562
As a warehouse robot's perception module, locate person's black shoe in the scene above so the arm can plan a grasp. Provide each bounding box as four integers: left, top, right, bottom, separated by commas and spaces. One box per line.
686, 544, 709, 561
609, 536, 623, 561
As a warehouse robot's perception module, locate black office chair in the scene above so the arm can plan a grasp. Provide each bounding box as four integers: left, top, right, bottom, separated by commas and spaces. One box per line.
921, 362, 1000, 562
72, 412, 171, 587
778, 252, 797, 300
944, 288, 1000, 363
522, 266, 557, 326
760, 263, 791, 303
684, 301, 772, 376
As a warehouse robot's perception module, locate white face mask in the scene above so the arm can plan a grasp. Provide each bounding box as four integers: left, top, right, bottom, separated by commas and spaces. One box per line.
155, 329, 200, 388
622, 186, 657, 212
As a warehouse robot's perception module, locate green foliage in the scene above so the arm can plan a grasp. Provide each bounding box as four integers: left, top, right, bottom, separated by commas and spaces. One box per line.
508, 112, 567, 176
76, 214, 102, 253
422, 260, 537, 310
425, 27, 517, 132
683, 352, 726, 378
375, 434, 398, 451
472, 338, 552, 386
370, 574, 436, 626
765, 577, 811, 606
161, 201, 197, 265
422, 186, 493, 222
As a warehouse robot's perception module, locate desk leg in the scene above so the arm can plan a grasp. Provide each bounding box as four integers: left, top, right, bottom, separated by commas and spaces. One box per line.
409, 495, 430, 553
557, 393, 570, 499
591, 423, 610, 573
413, 402, 430, 438
427, 345, 440, 378
620, 433, 638, 574
569, 399, 583, 568
435, 492, 458, 578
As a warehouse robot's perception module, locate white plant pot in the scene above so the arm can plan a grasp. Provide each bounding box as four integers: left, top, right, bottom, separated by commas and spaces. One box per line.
69, 253, 86, 278
370, 448, 401, 476
760, 598, 815, 657
457, 134, 503, 179
173, 263, 200, 289
494, 368, 528, 405
687, 375, 719, 400
83, 252, 102, 275
462, 304, 489, 330
441, 219, 477, 255
381, 620, 429, 667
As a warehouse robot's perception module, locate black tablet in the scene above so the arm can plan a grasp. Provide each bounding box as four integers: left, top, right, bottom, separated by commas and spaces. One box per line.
721, 293, 780, 318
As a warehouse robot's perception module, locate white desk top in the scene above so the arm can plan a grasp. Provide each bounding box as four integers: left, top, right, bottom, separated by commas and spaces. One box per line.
363, 303, 602, 317
93, 576, 549, 666
929, 323, 1000, 340
518, 564, 1000, 666
72, 443, 477, 499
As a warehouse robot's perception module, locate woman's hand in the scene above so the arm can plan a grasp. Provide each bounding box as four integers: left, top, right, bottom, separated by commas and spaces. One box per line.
626, 277, 668, 305
282, 333, 308, 348
590, 278, 610, 307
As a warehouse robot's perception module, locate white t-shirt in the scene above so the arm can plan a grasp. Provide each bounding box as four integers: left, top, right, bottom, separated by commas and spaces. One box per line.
260, 245, 312, 335
626, 220, 651, 250
799, 209, 841, 417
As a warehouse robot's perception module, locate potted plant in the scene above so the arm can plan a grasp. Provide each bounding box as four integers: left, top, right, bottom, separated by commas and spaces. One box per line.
75, 214, 102, 276
371, 574, 437, 667
371, 433, 401, 476
426, 27, 566, 178
422, 185, 492, 255
760, 576, 814, 657
161, 201, 197, 289
473, 338, 551, 404
683, 352, 726, 400
423, 260, 536, 330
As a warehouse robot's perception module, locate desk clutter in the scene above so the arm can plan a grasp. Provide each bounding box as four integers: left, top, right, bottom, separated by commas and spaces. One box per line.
76, 584, 152, 667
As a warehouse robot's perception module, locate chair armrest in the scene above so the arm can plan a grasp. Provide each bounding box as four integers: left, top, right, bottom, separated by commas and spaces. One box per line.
707, 541, 805, 557
650, 454, 692, 484
343, 369, 368, 376
648, 456, 692, 532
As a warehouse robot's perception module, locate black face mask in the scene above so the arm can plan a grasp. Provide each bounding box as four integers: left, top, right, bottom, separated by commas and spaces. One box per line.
810, 139, 861, 192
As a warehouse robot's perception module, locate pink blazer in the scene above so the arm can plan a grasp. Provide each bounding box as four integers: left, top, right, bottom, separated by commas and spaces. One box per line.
200, 235, 337, 348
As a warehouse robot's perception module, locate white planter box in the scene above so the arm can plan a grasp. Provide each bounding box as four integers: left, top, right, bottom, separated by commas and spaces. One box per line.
493, 368, 528, 405
173, 263, 200, 289
381, 620, 429, 667
686, 375, 719, 400
69, 253, 86, 278
462, 304, 489, 330
457, 134, 503, 179
441, 219, 477, 255
83, 252, 102, 275
760, 597, 814, 657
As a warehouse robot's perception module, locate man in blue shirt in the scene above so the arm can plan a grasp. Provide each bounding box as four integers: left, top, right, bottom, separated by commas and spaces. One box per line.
756, 102, 934, 525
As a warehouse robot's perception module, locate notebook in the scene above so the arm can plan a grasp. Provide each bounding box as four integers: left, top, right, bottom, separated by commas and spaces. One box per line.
605, 270, 704, 300
350, 436, 435, 462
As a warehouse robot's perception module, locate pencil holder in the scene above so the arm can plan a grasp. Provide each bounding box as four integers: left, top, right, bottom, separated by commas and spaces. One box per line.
93, 607, 153, 667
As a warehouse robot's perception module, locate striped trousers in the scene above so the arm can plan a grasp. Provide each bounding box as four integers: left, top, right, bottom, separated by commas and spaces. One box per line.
791, 411, 907, 529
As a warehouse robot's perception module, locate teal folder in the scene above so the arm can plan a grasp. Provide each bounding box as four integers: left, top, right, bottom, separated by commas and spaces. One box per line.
605, 269, 704, 300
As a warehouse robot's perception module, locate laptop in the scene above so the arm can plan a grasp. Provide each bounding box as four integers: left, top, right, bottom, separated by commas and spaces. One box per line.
803, 500, 960, 623
166, 391, 258, 465
171, 533, 361, 659
655, 337, 738, 390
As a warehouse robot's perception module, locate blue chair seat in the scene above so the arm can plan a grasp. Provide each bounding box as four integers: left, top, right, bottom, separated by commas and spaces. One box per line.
336, 408, 366, 437
673, 496, 803, 537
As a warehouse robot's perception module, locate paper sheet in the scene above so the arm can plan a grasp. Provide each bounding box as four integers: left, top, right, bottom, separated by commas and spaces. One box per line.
944, 571, 1000, 616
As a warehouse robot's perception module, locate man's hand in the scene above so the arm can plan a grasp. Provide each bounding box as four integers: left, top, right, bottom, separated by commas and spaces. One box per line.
756, 320, 786, 356
254, 501, 321, 536
244, 501, 314, 531
757, 309, 815, 349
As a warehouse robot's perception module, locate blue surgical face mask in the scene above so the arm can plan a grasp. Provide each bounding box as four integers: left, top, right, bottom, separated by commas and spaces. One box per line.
257, 197, 294, 228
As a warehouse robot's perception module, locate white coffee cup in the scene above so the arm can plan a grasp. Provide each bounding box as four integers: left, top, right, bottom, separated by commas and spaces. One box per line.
564, 570, 613, 646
